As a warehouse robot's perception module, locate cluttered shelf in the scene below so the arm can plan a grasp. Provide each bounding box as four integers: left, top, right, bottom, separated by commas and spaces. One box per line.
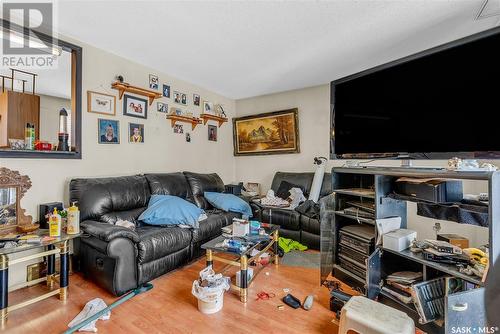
333, 188, 375, 199
378, 289, 444, 334
328, 166, 496, 333
333, 264, 365, 284
381, 247, 483, 286
379, 289, 417, 314
333, 166, 496, 181
334, 211, 375, 225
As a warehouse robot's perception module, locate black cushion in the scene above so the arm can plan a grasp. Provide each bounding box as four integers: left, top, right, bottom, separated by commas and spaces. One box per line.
262, 208, 300, 230
183, 172, 225, 209
301, 231, 320, 250
135, 226, 192, 264
145, 173, 193, 201
300, 215, 320, 235
70, 176, 150, 222
101, 207, 146, 225
81, 220, 140, 243
275, 180, 303, 199
271, 172, 314, 197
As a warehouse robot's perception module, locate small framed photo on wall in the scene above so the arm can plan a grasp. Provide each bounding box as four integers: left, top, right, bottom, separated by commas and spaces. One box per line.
174, 124, 184, 134
163, 84, 170, 98
157, 102, 168, 113
203, 101, 214, 114
174, 91, 187, 105
87, 91, 116, 116
123, 94, 148, 119
193, 94, 200, 106
129, 123, 144, 143
208, 125, 217, 141
149, 74, 159, 89
98, 118, 120, 144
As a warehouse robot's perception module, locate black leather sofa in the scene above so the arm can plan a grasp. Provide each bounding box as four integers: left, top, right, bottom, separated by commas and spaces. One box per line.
251, 172, 332, 250
70, 172, 239, 296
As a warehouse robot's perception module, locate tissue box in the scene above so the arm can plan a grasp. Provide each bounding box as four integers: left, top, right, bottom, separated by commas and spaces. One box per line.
232, 219, 249, 237
383, 229, 417, 252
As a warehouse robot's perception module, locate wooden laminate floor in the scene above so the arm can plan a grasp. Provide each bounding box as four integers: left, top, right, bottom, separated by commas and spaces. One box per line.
4, 256, 341, 334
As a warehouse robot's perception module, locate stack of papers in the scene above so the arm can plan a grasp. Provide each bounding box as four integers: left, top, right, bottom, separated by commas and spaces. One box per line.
386, 271, 423, 285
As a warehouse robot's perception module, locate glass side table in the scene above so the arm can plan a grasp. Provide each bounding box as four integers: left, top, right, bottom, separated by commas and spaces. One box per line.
0, 230, 80, 326
201, 224, 279, 303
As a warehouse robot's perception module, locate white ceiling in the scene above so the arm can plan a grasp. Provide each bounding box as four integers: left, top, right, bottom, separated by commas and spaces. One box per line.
54, 0, 500, 100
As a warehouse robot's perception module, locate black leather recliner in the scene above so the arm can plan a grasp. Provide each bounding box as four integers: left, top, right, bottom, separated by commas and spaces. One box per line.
251, 172, 332, 250
70, 171, 239, 296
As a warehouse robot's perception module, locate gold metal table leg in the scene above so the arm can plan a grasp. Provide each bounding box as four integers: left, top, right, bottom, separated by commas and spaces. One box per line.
47, 244, 56, 288
273, 230, 279, 267
240, 255, 248, 303
0, 254, 8, 327
0, 308, 6, 328
206, 249, 213, 268
59, 241, 69, 301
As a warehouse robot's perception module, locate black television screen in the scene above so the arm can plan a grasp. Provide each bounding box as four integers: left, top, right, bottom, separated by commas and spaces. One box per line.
331, 27, 500, 159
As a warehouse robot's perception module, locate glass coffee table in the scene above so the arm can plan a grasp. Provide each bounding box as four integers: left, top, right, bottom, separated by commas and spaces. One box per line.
201, 223, 279, 303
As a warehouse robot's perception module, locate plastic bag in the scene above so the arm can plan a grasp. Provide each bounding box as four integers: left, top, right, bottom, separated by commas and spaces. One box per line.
191, 266, 230, 302
67, 298, 110, 332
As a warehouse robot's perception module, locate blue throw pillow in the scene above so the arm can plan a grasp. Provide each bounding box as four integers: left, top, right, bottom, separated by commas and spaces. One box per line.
139, 195, 204, 228
204, 192, 253, 218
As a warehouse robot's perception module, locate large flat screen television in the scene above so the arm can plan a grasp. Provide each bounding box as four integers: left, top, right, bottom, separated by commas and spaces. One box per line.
331, 26, 500, 160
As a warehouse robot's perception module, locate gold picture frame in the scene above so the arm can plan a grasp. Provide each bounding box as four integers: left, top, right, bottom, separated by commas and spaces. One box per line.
233, 108, 300, 156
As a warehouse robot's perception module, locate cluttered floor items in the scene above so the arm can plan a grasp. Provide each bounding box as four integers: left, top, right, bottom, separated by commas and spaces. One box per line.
65, 283, 153, 333
199, 216, 315, 306
6, 253, 338, 333
191, 263, 316, 314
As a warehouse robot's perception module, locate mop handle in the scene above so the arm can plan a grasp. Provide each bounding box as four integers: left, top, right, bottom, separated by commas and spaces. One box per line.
63, 283, 153, 334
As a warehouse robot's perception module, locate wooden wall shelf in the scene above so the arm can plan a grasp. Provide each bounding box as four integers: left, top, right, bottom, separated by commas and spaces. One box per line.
166, 114, 202, 130
200, 113, 228, 127
111, 82, 162, 106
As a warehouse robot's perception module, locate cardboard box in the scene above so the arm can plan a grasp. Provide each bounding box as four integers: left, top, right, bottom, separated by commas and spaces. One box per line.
437, 234, 469, 249
383, 229, 417, 252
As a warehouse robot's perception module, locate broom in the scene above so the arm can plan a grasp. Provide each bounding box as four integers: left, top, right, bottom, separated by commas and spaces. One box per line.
64, 283, 153, 334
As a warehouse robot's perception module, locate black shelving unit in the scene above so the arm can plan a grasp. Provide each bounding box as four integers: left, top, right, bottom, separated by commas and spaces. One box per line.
321, 166, 498, 334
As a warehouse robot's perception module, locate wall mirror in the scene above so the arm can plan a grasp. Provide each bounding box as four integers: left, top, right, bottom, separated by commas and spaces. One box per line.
0, 19, 82, 159
0, 167, 32, 235
0, 187, 16, 226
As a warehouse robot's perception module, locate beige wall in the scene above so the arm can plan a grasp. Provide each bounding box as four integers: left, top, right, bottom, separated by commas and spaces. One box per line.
0, 38, 236, 222
0, 37, 236, 288
235, 84, 331, 192
234, 84, 489, 247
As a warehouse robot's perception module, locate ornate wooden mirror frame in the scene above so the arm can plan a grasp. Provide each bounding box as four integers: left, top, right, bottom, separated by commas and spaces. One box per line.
0, 167, 32, 235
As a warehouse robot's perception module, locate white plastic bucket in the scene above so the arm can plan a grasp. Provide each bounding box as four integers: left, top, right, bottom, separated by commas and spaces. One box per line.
196, 289, 224, 314
192, 266, 230, 315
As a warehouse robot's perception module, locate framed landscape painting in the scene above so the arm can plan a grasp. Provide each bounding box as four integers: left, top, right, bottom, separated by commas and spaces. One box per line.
233, 108, 299, 156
